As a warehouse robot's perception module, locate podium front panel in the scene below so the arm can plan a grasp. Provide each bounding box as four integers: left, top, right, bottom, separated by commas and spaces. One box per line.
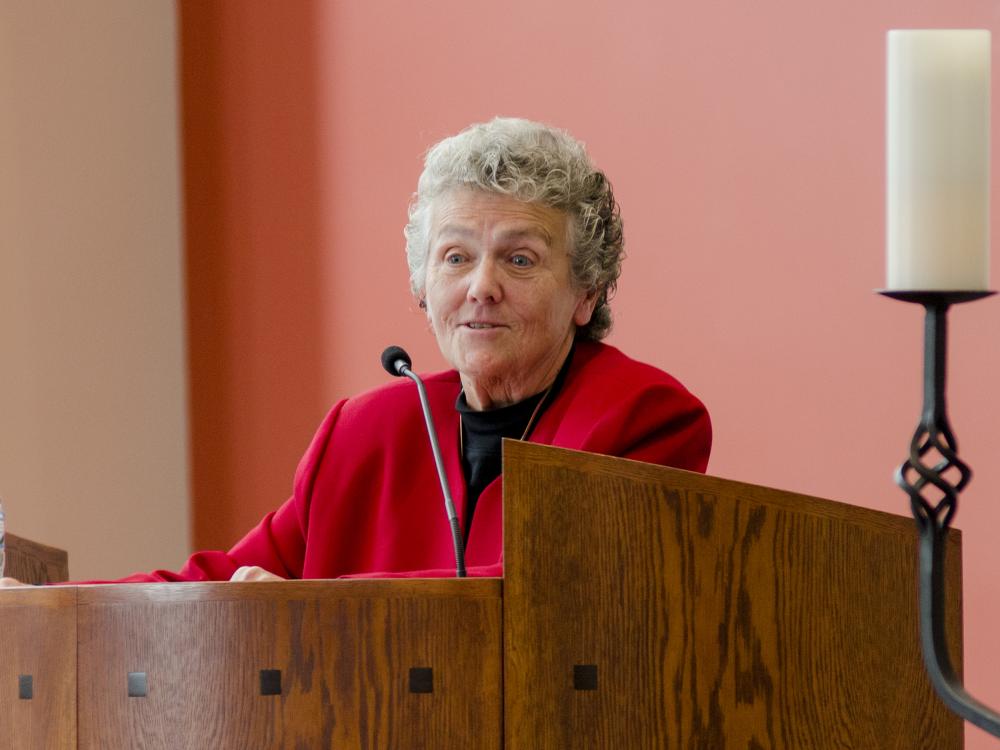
502, 441, 962, 749
0, 588, 77, 749
76, 580, 501, 749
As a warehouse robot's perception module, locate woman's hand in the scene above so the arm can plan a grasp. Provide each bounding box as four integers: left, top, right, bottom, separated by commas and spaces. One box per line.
2, 569, 285, 585
229, 566, 284, 582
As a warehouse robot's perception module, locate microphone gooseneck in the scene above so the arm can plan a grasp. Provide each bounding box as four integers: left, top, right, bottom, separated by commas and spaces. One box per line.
379, 346, 466, 578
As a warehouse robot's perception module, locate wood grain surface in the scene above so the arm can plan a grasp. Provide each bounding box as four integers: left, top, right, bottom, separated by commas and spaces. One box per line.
0, 588, 77, 749
502, 441, 963, 749
5, 534, 69, 584
76, 579, 501, 749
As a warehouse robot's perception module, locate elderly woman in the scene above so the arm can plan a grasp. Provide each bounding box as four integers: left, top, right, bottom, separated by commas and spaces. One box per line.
10, 118, 710, 584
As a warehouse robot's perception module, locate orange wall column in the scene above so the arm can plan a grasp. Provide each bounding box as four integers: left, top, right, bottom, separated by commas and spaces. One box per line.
179, 1, 328, 550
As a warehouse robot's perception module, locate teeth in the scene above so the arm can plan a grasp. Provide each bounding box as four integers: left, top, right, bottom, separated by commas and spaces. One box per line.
468, 323, 494, 329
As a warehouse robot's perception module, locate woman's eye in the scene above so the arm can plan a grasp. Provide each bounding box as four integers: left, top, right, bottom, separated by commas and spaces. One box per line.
444, 253, 464, 265
510, 254, 532, 268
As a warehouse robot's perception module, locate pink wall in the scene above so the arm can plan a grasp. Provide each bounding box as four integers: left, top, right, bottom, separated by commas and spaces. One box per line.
182, 2, 1000, 745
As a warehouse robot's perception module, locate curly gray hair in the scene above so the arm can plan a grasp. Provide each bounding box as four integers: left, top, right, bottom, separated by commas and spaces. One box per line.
404, 117, 624, 341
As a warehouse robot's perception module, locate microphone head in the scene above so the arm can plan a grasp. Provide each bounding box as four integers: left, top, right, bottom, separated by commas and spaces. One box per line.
380, 345, 412, 377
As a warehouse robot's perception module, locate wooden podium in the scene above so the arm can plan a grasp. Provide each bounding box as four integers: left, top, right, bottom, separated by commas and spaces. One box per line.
4, 533, 69, 585
0, 442, 962, 748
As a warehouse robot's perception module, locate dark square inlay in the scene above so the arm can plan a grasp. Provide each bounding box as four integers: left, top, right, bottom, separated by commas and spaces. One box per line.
127, 672, 147, 698
260, 669, 282, 696
573, 664, 598, 691
409, 667, 433, 694
18, 674, 32, 700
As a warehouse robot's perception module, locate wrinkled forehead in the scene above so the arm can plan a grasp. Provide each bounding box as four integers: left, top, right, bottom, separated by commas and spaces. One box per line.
428, 187, 573, 249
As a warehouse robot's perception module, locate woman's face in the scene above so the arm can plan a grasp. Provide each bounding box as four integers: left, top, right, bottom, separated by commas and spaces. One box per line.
422, 188, 597, 409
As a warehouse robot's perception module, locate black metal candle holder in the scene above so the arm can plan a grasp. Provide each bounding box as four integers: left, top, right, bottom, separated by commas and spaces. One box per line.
879, 289, 1000, 736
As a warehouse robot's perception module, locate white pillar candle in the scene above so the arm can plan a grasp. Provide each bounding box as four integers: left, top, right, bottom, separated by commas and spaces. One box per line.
886, 30, 991, 290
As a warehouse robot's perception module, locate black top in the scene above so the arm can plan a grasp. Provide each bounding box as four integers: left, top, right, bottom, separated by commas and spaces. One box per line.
456, 347, 574, 537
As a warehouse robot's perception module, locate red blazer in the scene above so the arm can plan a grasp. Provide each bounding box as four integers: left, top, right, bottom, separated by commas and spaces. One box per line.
120, 342, 711, 582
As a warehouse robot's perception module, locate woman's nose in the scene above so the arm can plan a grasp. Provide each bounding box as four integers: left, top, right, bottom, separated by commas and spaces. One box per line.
467, 259, 503, 303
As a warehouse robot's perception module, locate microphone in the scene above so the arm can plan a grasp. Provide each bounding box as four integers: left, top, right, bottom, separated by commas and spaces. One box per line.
380, 345, 411, 377
381, 346, 466, 578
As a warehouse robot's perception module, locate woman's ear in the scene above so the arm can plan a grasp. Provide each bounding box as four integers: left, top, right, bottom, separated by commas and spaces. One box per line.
573, 288, 600, 326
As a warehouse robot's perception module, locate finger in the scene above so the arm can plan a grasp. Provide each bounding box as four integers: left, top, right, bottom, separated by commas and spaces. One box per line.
229, 566, 283, 583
